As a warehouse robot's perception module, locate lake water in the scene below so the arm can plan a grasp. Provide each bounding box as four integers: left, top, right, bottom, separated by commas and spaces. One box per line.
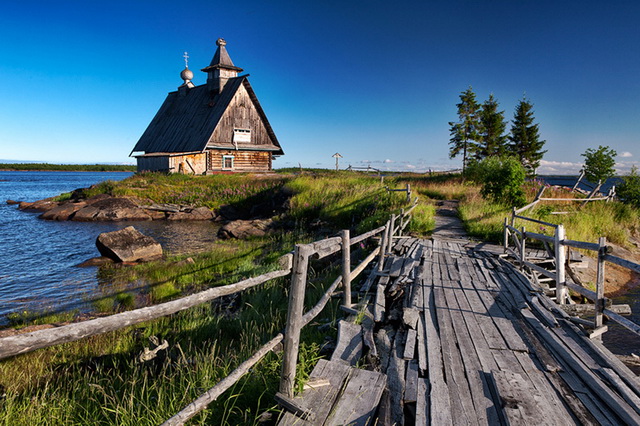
0, 171, 220, 324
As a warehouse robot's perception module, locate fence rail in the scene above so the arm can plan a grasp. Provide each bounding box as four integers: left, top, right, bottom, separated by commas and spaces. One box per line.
0, 201, 417, 425
504, 210, 640, 340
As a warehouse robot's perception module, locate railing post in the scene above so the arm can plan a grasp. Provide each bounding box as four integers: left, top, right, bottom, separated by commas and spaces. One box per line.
387, 214, 396, 254
280, 243, 313, 397
511, 207, 516, 228
406, 183, 411, 203
378, 221, 389, 272
555, 225, 567, 304
399, 209, 405, 237
341, 230, 352, 308
595, 237, 606, 329
520, 227, 526, 271
503, 217, 509, 253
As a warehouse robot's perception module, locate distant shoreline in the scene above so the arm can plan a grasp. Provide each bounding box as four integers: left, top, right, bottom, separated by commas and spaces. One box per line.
0, 164, 136, 172
0, 169, 134, 172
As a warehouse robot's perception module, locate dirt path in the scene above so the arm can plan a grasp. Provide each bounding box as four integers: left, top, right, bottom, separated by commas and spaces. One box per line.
432, 200, 468, 240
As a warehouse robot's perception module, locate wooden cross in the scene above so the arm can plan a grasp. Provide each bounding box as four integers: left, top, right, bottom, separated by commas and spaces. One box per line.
183, 52, 189, 68
332, 152, 343, 171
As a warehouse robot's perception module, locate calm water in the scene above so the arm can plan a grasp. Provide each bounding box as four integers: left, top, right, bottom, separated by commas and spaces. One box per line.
0, 171, 220, 324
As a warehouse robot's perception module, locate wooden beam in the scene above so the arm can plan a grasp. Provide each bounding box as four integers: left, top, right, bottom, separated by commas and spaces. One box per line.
163, 333, 284, 425
280, 244, 313, 397
0, 268, 291, 360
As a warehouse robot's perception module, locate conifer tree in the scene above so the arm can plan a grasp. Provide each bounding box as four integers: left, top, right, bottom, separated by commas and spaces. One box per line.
449, 87, 481, 171
509, 97, 547, 175
476, 94, 507, 159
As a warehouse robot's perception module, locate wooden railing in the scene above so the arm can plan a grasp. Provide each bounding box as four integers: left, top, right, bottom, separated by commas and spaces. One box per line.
0, 203, 418, 425
504, 210, 640, 340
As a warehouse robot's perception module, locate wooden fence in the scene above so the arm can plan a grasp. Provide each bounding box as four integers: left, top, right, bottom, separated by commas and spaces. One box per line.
0, 203, 417, 425
504, 209, 640, 340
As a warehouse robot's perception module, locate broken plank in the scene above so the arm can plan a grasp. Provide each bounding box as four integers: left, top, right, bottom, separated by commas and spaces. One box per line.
404, 359, 419, 403
325, 368, 386, 426
330, 320, 363, 365
277, 359, 351, 425
403, 328, 417, 360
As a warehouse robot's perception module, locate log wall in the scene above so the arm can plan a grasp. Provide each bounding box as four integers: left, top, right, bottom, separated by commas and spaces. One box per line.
207, 149, 272, 172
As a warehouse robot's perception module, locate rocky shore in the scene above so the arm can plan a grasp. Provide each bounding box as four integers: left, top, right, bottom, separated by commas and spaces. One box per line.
9, 188, 286, 240
16, 194, 218, 222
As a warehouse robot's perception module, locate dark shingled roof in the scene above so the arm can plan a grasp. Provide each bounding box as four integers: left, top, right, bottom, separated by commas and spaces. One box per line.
131, 76, 283, 156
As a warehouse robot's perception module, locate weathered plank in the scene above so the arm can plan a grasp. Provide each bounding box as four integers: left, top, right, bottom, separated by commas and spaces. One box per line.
422, 280, 453, 425
521, 307, 640, 424
277, 359, 351, 425
386, 329, 407, 425
374, 283, 386, 323
404, 359, 419, 403
432, 280, 478, 425
442, 272, 500, 424
330, 320, 363, 365
491, 369, 564, 426
403, 328, 417, 360
415, 377, 430, 425
325, 368, 386, 426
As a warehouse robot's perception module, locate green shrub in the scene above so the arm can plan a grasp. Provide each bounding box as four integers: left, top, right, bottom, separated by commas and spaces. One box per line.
465, 156, 526, 207
617, 166, 640, 208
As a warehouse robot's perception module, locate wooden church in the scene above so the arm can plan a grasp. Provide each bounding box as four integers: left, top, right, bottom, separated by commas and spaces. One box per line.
130, 39, 283, 173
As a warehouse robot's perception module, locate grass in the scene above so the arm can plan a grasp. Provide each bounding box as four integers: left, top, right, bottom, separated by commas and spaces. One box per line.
4, 169, 637, 423
1, 170, 432, 425
81, 173, 288, 212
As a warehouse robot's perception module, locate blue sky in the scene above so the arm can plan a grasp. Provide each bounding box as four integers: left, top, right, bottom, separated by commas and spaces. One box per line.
1, 0, 639, 174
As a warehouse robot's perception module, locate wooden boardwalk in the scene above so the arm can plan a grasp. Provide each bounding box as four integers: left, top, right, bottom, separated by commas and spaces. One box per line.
278, 214, 640, 425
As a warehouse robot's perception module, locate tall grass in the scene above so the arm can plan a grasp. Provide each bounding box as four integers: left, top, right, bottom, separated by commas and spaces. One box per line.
84, 173, 287, 211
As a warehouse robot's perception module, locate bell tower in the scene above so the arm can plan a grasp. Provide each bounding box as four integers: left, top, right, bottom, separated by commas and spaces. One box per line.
201, 38, 244, 94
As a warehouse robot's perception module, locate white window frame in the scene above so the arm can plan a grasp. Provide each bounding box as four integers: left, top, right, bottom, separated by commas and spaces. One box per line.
222, 155, 234, 170
233, 128, 251, 148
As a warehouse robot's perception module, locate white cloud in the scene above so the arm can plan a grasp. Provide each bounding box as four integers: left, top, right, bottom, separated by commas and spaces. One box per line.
537, 160, 582, 175
621, 152, 633, 158
384, 159, 393, 163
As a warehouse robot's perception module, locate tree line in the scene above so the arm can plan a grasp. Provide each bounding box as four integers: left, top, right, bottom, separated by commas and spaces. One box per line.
448, 87, 639, 208
448, 86, 545, 175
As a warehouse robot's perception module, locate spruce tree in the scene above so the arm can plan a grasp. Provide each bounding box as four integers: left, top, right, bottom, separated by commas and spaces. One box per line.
448, 87, 481, 171
476, 94, 507, 159
509, 97, 547, 175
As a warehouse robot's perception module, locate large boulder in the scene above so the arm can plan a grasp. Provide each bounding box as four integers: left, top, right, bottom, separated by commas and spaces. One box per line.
96, 226, 163, 262
217, 219, 273, 239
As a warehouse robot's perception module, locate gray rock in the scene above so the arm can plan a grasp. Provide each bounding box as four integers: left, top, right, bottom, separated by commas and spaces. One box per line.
167, 206, 215, 221
217, 219, 273, 239
40, 202, 87, 220
73, 197, 152, 221
18, 199, 59, 212
96, 226, 163, 262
